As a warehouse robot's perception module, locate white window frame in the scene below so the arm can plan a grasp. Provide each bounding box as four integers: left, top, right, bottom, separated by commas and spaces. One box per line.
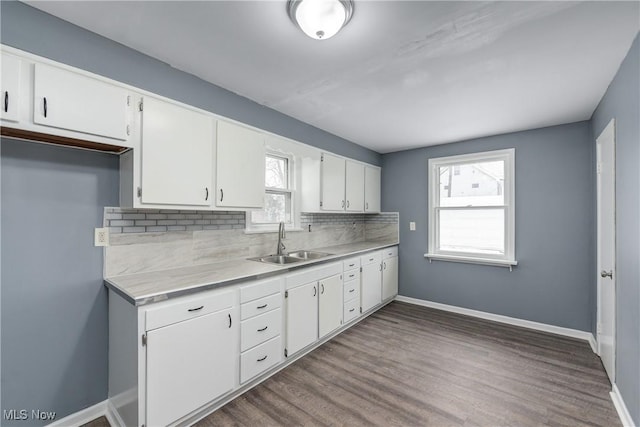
425, 148, 517, 269
246, 152, 298, 233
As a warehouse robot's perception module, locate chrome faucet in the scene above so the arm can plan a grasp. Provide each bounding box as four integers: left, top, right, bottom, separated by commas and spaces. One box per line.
276, 221, 286, 255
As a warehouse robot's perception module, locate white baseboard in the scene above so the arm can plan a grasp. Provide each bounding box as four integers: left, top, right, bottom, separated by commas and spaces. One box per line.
105, 400, 125, 427
47, 400, 107, 427
588, 334, 598, 354
395, 295, 596, 347
611, 384, 637, 427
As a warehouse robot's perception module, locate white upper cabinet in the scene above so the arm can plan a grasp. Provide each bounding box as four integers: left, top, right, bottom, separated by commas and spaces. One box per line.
140, 96, 213, 206
33, 63, 129, 141
1, 53, 21, 123
216, 120, 265, 208
364, 166, 381, 213
345, 161, 365, 212
320, 153, 346, 211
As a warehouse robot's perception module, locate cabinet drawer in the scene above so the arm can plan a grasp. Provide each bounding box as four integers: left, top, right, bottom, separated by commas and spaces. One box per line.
343, 257, 360, 271
240, 277, 281, 303
240, 336, 282, 384
343, 268, 360, 283
241, 293, 282, 321
241, 308, 281, 351
145, 290, 234, 331
360, 251, 382, 266
344, 299, 359, 323
382, 246, 398, 259
343, 280, 360, 303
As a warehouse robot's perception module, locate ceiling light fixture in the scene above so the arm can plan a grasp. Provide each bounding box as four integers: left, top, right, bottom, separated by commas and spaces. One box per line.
287, 0, 354, 40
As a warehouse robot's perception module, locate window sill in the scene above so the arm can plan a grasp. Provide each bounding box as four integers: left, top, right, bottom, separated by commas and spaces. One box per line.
244, 227, 304, 235
424, 253, 518, 270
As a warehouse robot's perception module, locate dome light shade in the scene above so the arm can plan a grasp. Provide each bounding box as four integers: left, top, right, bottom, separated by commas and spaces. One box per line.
288, 0, 354, 40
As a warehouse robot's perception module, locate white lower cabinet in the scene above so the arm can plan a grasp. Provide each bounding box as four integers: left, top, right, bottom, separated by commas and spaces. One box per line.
318, 274, 343, 338
285, 281, 318, 356
240, 336, 282, 384
382, 247, 399, 301
361, 252, 383, 313
146, 307, 236, 427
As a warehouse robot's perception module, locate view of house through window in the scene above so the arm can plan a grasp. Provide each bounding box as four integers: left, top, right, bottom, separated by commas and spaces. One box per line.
250, 154, 292, 226
428, 149, 515, 263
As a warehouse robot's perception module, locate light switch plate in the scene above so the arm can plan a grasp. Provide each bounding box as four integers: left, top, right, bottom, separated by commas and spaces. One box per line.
409, 221, 416, 231
94, 227, 109, 246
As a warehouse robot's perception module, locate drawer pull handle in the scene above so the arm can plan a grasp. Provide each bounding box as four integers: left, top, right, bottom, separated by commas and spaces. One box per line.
228, 313, 232, 328
188, 306, 204, 312
349, 263, 355, 267
349, 289, 355, 293
369, 258, 374, 262
257, 326, 268, 332
349, 274, 355, 278
349, 308, 355, 312
257, 304, 268, 309
257, 355, 268, 362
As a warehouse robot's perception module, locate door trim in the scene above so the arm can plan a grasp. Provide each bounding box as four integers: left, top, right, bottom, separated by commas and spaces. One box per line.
596, 118, 616, 382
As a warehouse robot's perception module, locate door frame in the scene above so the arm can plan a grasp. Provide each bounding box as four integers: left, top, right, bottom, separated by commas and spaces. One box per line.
596, 118, 616, 382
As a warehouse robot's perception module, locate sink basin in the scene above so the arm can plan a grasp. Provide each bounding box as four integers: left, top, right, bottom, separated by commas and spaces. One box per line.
287, 250, 332, 260
249, 250, 332, 265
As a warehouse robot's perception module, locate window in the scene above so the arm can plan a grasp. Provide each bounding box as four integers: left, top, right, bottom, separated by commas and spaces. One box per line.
426, 149, 516, 267
248, 154, 294, 231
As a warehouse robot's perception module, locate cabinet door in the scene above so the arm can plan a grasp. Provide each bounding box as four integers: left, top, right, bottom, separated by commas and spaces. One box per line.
320, 153, 346, 211
146, 307, 236, 427
1, 53, 21, 123
345, 161, 365, 212
361, 262, 382, 312
33, 63, 129, 140
319, 273, 343, 338
382, 256, 398, 301
286, 281, 318, 356
364, 166, 381, 213
216, 120, 265, 208
140, 96, 213, 206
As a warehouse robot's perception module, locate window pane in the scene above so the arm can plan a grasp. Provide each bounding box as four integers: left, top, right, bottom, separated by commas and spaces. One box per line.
251, 192, 291, 224
439, 160, 504, 207
265, 156, 288, 189
439, 209, 504, 255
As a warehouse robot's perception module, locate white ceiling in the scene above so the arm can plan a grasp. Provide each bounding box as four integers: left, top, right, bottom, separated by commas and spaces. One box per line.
26, 1, 639, 153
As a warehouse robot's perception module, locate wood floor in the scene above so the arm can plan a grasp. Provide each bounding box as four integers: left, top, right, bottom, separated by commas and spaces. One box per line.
85, 301, 620, 427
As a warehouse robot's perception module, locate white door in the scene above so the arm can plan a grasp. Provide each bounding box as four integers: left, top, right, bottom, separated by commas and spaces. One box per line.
33, 63, 129, 140
140, 96, 213, 206
319, 274, 343, 338
382, 256, 398, 301
321, 153, 346, 211
597, 118, 616, 383
364, 166, 381, 213
345, 161, 365, 212
286, 281, 318, 356
216, 120, 265, 208
1, 53, 21, 123
361, 262, 382, 313
146, 308, 236, 427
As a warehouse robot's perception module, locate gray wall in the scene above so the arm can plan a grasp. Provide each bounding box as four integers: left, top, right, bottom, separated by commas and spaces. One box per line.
382, 122, 596, 332
1, 140, 119, 426
0, 1, 380, 167
591, 33, 639, 425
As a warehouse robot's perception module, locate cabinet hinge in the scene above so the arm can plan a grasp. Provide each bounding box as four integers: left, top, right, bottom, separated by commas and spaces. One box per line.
597, 323, 602, 334
320, 201, 323, 208
597, 163, 602, 174
321, 154, 324, 162
138, 101, 144, 112
285, 290, 288, 298
137, 187, 142, 198
141, 334, 147, 346
284, 348, 288, 358
360, 266, 362, 272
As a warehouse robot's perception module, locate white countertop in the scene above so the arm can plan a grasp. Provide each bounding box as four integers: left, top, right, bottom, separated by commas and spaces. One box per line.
105, 240, 398, 305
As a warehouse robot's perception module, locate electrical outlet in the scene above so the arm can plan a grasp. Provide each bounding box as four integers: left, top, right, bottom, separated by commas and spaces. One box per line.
409, 221, 416, 231
94, 228, 109, 247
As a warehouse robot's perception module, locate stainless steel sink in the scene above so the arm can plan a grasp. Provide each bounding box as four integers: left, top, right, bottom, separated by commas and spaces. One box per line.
287, 250, 332, 260
253, 255, 303, 265
249, 250, 332, 265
